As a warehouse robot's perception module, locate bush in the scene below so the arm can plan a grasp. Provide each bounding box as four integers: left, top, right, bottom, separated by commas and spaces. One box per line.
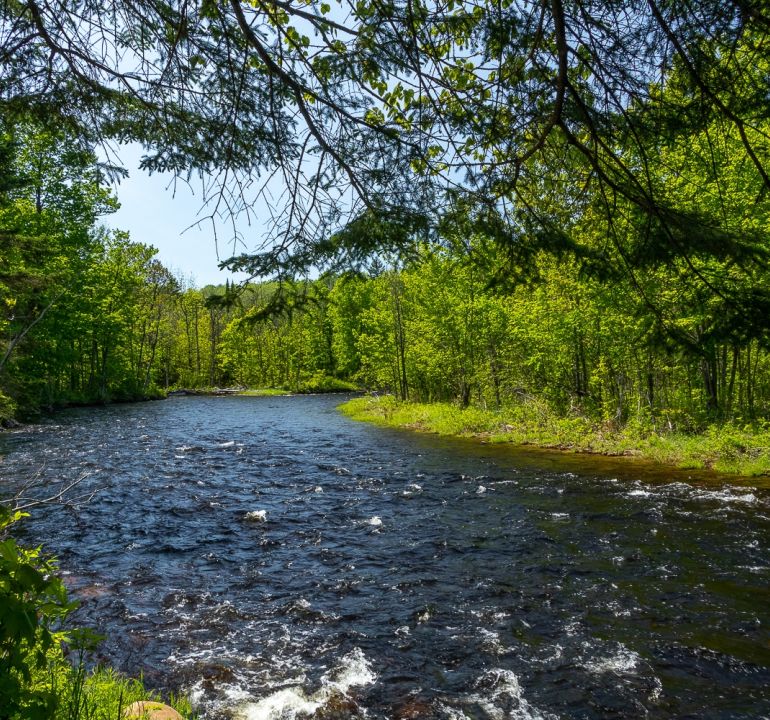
0, 506, 76, 719
0, 391, 17, 425
295, 372, 359, 394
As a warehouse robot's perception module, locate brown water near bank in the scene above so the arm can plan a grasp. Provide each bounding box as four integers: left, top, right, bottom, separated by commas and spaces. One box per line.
420, 432, 770, 488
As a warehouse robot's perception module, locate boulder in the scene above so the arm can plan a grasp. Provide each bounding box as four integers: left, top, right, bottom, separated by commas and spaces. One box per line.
123, 701, 184, 720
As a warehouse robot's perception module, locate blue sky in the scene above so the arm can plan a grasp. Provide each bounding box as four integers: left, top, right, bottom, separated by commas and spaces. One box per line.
103, 143, 254, 287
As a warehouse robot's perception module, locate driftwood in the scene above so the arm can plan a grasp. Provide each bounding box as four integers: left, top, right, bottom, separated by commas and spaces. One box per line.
167, 387, 245, 397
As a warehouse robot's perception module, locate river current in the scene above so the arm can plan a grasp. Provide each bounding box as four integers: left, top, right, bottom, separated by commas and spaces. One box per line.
0, 395, 768, 719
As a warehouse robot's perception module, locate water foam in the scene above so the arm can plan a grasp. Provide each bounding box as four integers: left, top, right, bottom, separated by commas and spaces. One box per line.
627, 489, 652, 498
692, 488, 758, 505
460, 668, 554, 720
236, 648, 375, 720
238, 687, 321, 719
584, 645, 641, 675
477, 628, 507, 655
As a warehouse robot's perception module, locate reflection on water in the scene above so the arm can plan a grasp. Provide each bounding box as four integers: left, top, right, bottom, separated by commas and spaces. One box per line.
0, 395, 768, 719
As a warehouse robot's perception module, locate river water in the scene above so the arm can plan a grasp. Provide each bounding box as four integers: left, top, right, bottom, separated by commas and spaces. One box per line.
0, 395, 768, 719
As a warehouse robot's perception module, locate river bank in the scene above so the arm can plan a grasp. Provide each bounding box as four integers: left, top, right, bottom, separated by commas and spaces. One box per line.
339, 395, 770, 478
0, 379, 361, 428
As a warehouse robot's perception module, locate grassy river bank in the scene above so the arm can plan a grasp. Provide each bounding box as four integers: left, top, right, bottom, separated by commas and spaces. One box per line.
339, 395, 770, 479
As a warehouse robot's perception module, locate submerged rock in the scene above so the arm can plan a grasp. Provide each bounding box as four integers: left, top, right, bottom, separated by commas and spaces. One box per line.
309, 691, 361, 719
394, 698, 435, 719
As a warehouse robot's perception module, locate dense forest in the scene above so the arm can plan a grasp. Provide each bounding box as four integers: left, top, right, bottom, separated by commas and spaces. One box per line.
3, 1, 770, 435
2, 113, 769, 430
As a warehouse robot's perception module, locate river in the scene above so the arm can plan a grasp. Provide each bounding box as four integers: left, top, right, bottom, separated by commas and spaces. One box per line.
0, 395, 768, 719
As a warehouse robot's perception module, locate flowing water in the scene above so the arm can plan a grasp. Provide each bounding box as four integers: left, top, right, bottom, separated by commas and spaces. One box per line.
1, 395, 769, 719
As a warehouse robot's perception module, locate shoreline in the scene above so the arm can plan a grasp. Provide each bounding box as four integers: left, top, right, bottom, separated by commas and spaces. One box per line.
338, 396, 770, 482
1, 385, 364, 428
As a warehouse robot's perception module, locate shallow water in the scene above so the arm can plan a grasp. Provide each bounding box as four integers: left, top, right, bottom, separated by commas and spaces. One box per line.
0, 395, 768, 719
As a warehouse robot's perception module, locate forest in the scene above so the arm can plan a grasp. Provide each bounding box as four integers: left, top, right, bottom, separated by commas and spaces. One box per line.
3, 1, 770, 438
2, 106, 769, 437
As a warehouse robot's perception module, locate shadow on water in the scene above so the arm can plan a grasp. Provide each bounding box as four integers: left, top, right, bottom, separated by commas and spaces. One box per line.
0, 394, 768, 719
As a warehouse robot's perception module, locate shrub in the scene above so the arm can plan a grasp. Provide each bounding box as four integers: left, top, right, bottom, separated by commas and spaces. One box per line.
0, 506, 76, 720
0, 507, 194, 720
0, 391, 17, 425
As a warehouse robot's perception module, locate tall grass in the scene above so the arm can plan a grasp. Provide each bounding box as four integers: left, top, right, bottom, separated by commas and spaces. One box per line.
31, 651, 195, 720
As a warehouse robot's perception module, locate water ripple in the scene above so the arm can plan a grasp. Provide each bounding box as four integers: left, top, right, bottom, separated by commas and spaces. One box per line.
1, 395, 769, 719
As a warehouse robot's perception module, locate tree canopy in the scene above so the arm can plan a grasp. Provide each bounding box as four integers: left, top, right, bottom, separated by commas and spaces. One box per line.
3, 0, 770, 282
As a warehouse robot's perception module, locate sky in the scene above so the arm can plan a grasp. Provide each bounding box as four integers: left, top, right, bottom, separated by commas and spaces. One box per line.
103, 143, 257, 288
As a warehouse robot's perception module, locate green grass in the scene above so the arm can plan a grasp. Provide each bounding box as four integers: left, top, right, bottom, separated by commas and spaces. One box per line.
66, 666, 194, 720
237, 387, 293, 396
339, 395, 770, 478
23, 648, 195, 720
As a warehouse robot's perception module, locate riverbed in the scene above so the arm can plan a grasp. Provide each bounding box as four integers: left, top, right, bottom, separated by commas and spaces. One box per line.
0, 395, 768, 719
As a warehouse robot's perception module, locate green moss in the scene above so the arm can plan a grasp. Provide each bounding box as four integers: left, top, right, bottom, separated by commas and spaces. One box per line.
339, 396, 770, 478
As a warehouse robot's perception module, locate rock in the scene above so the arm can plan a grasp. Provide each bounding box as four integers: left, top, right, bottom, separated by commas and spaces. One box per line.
123, 701, 184, 720
309, 692, 360, 719
394, 698, 435, 718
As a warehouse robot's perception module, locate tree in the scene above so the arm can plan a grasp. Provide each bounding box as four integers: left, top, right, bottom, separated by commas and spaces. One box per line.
0, 124, 118, 409
2, 0, 770, 285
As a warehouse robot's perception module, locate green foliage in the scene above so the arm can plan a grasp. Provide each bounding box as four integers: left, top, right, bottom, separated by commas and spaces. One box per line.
0, 391, 16, 424
5, 0, 769, 295
294, 373, 359, 394
0, 122, 187, 417
0, 506, 75, 719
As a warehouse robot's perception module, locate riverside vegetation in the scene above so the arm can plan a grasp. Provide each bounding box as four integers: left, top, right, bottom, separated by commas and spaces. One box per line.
3, 123, 770, 472
340, 397, 770, 478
